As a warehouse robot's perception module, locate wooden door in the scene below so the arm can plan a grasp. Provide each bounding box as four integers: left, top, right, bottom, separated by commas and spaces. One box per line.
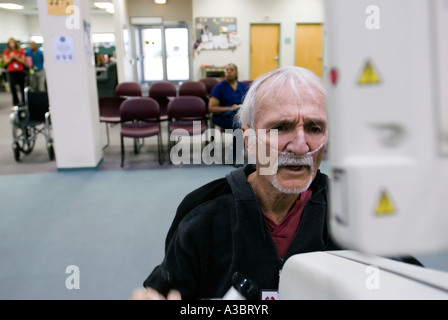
295, 23, 323, 77
250, 24, 280, 80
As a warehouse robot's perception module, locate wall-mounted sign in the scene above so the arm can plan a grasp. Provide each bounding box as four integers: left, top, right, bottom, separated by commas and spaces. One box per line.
53, 35, 75, 63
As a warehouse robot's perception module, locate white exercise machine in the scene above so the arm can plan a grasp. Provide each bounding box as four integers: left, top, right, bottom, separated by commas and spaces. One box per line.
279, 0, 448, 299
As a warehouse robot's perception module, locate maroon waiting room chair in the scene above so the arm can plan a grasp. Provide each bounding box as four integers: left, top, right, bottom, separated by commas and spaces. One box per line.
178, 81, 209, 106
179, 81, 212, 128
148, 81, 177, 121
198, 77, 219, 95
115, 81, 142, 98
98, 96, 126, 148
167, 96, 208, 164
119, 97, 164, 167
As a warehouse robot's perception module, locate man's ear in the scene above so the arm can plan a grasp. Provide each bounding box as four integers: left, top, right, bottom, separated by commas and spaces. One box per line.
242, 125, 256, 156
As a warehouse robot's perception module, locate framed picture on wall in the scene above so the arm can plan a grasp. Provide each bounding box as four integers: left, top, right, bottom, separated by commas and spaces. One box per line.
194, 17, 239, 52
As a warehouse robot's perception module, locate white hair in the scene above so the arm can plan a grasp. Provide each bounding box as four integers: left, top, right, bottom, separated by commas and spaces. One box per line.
236, 66, 326, 129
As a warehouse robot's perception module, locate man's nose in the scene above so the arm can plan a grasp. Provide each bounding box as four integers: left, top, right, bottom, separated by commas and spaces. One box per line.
284, 128, 311, 155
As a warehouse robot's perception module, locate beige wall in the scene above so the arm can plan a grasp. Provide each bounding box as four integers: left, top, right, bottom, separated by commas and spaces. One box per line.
110, 0, 324, 81
192, 0, 324, 81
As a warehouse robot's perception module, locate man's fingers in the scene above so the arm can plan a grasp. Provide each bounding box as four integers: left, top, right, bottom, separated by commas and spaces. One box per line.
130, 287, 166, 300
167, 289, 182, 300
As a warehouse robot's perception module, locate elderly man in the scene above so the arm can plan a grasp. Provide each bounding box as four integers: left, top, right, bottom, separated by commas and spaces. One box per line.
132, 66, 339, 300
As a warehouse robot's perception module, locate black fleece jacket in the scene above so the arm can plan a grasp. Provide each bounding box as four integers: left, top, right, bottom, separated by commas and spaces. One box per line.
143, 165, 341, 299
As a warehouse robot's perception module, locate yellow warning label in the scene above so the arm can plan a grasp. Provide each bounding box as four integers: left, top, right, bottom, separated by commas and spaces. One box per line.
359, 61, 381, 85
375, 190, 395, 216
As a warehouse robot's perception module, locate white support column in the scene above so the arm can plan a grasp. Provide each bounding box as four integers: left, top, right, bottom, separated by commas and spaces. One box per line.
112, 0, 136, 82
37, 0, 103, 170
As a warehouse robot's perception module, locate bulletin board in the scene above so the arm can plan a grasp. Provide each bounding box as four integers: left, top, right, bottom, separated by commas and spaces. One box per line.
194, 17, 240, 51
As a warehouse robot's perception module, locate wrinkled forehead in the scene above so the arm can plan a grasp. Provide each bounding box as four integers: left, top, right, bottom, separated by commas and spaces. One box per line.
254, 77, 326, 124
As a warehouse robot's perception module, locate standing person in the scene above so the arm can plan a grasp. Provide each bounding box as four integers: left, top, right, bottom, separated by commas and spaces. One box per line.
2, 37, 27, 105
25, 41, 46, 91
131, 66, 339, 300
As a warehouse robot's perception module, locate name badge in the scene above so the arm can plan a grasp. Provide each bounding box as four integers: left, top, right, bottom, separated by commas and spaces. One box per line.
260, 290, 279, 300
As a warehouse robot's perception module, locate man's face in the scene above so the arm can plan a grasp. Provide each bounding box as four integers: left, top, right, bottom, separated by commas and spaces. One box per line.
252, 83, 327, 194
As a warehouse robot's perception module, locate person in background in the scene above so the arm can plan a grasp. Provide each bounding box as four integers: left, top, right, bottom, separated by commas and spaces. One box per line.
2, 37, 27, 105
25, 41, 46, 92
208, 63, 249, 165
208, 63, 248, 131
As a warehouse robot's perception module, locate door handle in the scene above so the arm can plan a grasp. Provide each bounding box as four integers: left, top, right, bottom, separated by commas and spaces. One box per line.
274, 56, 279, 61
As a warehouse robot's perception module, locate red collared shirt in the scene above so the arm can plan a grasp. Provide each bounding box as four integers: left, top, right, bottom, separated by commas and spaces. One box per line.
264, 189, 313, 259
3, 48, 25, 72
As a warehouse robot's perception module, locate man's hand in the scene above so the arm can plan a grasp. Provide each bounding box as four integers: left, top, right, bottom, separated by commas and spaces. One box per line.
130, 287, 182, 300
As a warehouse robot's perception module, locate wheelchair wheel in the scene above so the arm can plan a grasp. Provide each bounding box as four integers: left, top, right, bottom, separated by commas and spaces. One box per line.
47, 143, 55, 161
14, 126, 36, 155
12, 142, 20, 162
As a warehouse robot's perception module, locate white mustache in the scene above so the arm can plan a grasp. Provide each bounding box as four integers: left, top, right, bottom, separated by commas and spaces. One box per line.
278, 153, 314, 167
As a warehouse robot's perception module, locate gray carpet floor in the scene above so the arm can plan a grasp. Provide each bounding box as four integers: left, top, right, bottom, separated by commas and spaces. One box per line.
0, 89, 239, 299
0, 166, 235, 300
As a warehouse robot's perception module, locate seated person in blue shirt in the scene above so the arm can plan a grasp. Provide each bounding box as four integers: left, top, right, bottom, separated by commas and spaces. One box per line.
25, 41, 46, 91
208, 63, 248, 130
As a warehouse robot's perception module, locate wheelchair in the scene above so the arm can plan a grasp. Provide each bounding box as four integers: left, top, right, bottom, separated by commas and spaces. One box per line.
9, 87, 55, 162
